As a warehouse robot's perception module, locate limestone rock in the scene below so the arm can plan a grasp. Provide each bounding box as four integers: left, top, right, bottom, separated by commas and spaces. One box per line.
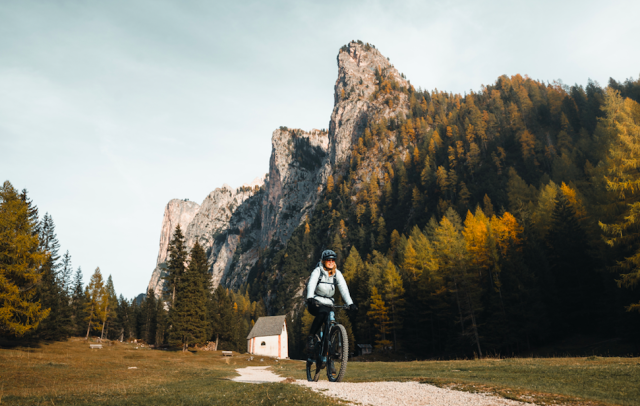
147, 199, 200, 298
147, 41, 412, 299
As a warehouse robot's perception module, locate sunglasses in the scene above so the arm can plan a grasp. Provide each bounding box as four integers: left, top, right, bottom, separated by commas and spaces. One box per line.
324, 259, 335, 262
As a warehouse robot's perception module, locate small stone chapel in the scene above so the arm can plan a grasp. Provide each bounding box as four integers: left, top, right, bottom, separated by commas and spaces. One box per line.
246, 315, 288, 359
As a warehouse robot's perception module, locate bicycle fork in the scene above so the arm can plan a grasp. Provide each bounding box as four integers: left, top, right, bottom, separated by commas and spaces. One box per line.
322, 310, 336, 364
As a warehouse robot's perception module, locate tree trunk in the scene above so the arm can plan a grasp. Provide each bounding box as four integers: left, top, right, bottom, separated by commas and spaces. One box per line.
215, 334, 219, 351
85, 304, 94, 340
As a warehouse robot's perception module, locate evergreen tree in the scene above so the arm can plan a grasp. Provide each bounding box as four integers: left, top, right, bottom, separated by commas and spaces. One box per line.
164, 225, 188, 307
141, 288, 157, 344
546, 194, 596, 335
34, 214, 72, 340
70, 267, 88, 336
168, 242, 208, 351
212, 285, 234, 349
155, 298, 169, 346
115, 294, 132, 341
60, 251, 73, 296
102, 275, 118, 339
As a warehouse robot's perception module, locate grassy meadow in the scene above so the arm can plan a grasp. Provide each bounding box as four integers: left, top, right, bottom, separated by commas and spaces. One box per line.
0, 338, 344, 405
1, 338, 639, 406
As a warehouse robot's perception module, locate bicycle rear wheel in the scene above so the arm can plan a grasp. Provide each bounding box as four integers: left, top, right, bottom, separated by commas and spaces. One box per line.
327, 324, 348, 382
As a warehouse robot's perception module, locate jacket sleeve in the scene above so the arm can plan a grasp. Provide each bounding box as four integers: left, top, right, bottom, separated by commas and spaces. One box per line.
307, 267, 320, 300
335, 271, 353, 305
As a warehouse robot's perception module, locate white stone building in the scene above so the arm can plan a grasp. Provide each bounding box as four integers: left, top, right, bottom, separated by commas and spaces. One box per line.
246, 315, 288, 359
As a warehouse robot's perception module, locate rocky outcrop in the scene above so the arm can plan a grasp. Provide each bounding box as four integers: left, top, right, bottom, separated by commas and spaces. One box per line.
147, 199, 200, 298
147, 179, 264, 297
260, 128, 330, 247
330, 42, 410, 170
147, 40, 411, 298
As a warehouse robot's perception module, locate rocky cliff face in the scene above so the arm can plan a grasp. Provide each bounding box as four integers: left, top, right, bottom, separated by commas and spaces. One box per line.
147, 41, 411, 298
330, 42, 410, 170
260, 128, 330, 247
147, 199, 200, 298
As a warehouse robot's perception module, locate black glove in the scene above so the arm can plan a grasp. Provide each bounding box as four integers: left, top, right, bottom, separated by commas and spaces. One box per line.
348, 303, 358, 311
307, 298, 318, 308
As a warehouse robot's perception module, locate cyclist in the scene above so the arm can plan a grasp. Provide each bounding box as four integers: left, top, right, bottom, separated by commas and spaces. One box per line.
305, 249, 357, 353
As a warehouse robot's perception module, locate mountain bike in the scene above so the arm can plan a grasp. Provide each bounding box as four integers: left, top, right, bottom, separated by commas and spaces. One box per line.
306, 304, 349, 382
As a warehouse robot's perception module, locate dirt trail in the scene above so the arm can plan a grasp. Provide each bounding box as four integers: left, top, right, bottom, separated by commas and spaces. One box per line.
232, 366, 534, 406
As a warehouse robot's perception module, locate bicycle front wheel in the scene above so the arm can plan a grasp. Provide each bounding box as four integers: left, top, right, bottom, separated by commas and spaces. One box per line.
327, 324, 348, 382
306, 354, 321, 382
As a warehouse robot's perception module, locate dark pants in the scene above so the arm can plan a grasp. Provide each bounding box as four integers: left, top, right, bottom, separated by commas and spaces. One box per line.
308, 301, 331, 337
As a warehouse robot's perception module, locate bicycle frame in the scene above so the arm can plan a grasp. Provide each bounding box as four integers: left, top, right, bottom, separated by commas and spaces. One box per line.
310, 304, 347, 366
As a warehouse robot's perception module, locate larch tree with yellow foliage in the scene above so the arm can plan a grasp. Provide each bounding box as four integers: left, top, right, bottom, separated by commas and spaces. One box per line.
384, 261, 405, 350
367, 286, 391, 349
599, 89, 640, 311
0, 181, 49, 337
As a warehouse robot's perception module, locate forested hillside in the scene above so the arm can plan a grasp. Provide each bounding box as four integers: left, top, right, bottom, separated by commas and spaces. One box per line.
249, 64, 640, 358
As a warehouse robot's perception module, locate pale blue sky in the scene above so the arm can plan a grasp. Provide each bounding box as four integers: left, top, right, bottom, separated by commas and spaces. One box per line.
1, 0, 638, 298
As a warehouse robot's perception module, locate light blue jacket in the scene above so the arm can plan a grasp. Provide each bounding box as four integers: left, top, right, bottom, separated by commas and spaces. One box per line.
306, 265, 353, 307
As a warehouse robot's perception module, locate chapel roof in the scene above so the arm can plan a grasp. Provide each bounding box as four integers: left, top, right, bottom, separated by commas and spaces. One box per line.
246, 315, 286, 339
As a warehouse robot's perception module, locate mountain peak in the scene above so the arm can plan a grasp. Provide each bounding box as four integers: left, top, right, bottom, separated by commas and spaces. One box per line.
334, 41, 409, 104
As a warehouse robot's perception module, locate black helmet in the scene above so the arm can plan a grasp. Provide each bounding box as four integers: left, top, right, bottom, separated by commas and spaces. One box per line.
321, 249, 337, 261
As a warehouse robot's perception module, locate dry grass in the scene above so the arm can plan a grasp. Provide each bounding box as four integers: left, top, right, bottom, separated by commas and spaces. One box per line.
3, 338, 638, 406
0, 338, 344, 405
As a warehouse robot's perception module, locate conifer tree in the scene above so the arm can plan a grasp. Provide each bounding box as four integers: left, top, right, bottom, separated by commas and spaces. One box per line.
599, 89, 640, 311
164, 225, 188, 307
60, 251, 73, 296
100, 275, 118, 340
0, 181, 49, 337
70, 267, 88, 336
169, 242, 208, 351
331, 233, 344, 268
85, 267, 106, 339
155, 298, 169, 345
367, 287, 391, 349
115, 294, 132, 341
34, 214, 72, 340
433, 209, 483, 356
384, 261, 404, 350
546, 194, 595, 333
141, 288, 157, 344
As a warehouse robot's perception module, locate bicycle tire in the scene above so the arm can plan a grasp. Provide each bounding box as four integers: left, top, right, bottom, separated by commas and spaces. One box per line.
327, 324, 348, 382
306, 359, 321, 382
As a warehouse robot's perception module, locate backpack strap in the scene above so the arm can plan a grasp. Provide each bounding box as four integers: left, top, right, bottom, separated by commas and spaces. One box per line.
315, 270, 337, 303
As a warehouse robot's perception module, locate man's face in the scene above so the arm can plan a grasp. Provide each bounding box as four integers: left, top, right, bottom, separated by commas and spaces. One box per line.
323, 259, 336, 270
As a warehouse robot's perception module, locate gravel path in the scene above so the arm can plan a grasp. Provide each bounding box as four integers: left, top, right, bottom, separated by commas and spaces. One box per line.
232, 366, 535, 406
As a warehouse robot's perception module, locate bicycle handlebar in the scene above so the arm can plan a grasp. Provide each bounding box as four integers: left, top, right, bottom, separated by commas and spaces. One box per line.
304, 299, 349, 310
